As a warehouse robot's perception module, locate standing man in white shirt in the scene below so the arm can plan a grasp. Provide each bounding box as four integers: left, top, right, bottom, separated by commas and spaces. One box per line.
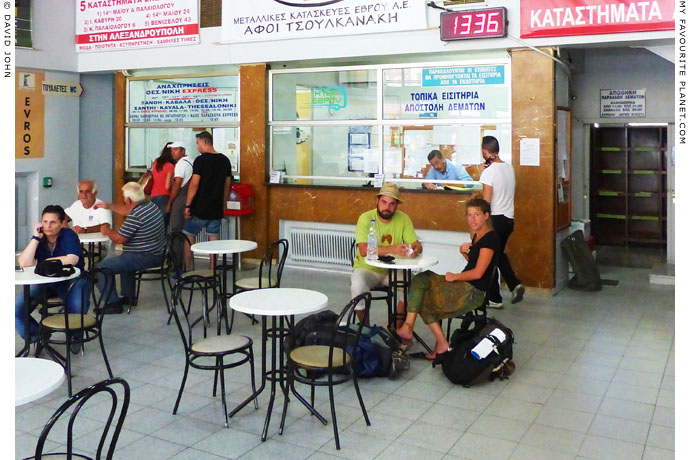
479, 136, 524, 308
64, 180, 112, 234
165, 141, 194, 271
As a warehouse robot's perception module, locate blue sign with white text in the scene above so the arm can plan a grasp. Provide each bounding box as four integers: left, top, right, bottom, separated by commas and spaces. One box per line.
422, 65, 505, 87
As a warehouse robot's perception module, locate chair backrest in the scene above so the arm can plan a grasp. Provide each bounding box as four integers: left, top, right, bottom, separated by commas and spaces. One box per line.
326, 292, 371, 369
168, 231, 193, 274
259, 239, 289, 288
31, 377, 130, 460
170, 275, 219, 350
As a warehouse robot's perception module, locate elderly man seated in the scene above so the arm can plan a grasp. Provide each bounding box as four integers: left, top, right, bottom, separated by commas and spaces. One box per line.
15, 205, 88, 346
64, 180, 112, 233
94, 182, 166, 313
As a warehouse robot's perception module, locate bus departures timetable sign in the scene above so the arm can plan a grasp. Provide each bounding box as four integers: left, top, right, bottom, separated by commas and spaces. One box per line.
439, 7, 507, 41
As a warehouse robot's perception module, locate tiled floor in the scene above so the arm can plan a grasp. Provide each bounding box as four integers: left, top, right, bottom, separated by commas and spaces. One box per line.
15, 264, 674, 460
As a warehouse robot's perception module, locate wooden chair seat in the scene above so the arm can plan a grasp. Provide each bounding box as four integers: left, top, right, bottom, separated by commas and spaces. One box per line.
41, 314, 97, 330
290, 345, 351, 368
235, 276, 276, 290
182, 269, 216, 279
191, 334, 251, 354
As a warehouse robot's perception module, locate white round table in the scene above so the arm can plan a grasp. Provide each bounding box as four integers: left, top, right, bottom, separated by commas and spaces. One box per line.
15, 357, 65, 406
77, 233, 110, 268
15, 266, 81, 357
191, 240, 258, 334
229, 288, 328, 441
365, 255, 438, 353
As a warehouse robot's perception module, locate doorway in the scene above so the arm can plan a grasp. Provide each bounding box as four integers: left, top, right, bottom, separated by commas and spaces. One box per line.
589, 125, 667, 268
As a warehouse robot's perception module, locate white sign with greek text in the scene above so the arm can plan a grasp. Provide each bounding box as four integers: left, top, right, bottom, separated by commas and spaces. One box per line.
222, 0, 427, 43
600, 89, 646, 118
76, 0, 199, 53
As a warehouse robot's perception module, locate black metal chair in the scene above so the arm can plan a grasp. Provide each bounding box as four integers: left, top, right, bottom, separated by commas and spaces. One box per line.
170, 275, 257, 427
445, 264, 500, 340
132, 242, 170, 315
24, 377, 130, 460
166, 231, 221, 326
235, 238, 288, 291
279, 293, 372, 450
349, 240, 391, 324
39, 267, 115, 397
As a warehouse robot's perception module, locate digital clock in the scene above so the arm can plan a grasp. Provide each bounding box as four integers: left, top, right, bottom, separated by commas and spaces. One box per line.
440, 7, 507, 41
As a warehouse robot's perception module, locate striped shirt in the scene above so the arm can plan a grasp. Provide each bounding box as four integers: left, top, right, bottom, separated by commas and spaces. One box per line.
118, 200, 166, 254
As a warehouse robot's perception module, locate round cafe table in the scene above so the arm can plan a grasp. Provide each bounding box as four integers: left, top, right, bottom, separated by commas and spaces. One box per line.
15, 266, 81, 357
365, 255, 438, 353
77, 233, 110, 269
191, 240, 258, 334
15, 357, 65, 406
229, 288, 328, 442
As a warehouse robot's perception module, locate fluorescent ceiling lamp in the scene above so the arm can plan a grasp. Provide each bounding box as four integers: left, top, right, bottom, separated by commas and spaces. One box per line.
627, 123, 668, 127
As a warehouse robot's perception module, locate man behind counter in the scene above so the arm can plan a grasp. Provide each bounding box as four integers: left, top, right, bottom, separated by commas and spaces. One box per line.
422, 150, 473, 190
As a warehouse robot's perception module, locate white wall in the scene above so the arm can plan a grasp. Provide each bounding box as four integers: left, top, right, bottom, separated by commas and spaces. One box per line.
570, 48, 674, 220
16, 1, 77, 72
15, 71, 81, 231
79, 73, 114, 201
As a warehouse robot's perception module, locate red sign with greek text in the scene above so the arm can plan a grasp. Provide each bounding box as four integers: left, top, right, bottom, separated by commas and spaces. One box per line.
520, 0, 674, 38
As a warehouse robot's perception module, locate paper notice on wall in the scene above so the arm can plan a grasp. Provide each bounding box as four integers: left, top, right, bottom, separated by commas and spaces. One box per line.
364, 149, 379, 174
432, 125, 455, 145
384, 148, 403, 175
457, 125, 481, 165
373, 173, 385, 188
519, 138, 540, 166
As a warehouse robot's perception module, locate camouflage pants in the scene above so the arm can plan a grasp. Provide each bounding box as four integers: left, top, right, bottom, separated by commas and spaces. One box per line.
406, 270, 485, 324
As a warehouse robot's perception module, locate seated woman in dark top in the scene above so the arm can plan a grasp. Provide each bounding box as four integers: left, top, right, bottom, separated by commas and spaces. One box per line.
397, 198, 499, 359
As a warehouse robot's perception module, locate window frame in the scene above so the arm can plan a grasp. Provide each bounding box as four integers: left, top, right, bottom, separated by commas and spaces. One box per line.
125, 72, 241, 173
268, 58, 511, 187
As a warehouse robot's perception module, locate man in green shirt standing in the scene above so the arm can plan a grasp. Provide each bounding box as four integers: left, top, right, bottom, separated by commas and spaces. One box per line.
351, 183, 423, 322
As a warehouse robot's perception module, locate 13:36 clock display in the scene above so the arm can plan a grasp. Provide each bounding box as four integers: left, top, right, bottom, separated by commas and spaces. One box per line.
440, 7, 507, 41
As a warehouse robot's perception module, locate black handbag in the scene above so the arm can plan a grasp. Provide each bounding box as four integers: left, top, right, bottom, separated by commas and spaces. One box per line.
34, 259, 76, 277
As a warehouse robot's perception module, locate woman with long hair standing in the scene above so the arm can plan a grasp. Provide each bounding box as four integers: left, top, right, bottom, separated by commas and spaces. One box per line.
149, 142, 176, 216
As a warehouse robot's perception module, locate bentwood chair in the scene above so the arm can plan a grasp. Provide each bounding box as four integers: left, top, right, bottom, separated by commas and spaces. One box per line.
444, 262, 500, 340
170, 275, 257, 427
280, 293, 372, 450
349, 240, 391, 324
132, 242, 170, 314
39, 267, 115, 396
166, 231, 221, 326
24, 377, 130, 460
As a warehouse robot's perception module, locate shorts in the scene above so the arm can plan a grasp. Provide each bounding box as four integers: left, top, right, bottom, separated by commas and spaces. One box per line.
183, 216, 222, 236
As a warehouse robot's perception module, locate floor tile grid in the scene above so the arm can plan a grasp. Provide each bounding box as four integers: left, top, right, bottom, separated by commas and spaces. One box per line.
16, 265, 674, 460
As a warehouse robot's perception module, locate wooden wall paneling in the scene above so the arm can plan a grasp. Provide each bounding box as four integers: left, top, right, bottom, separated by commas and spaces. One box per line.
113, 71, 126, 228
510, 49, 556, 289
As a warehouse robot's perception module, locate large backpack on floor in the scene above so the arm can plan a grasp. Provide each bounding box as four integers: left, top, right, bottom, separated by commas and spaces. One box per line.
285, 311, 409, 378
560, 230, 602, 291
433, 317, 515, 387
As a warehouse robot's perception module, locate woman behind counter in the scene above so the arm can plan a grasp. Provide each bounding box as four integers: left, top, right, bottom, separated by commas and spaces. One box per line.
397, 197, 499, 359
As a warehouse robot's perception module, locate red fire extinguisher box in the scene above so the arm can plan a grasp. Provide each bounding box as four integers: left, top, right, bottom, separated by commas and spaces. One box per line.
225, 183, 255, 216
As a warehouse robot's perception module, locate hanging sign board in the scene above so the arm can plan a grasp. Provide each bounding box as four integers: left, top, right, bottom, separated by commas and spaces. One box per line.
520, 0, 674, 38
222, 0, 427, 43
76, 0, 200, 52
128, 76, 239, 124
16, 71, 45, 159
42, 81, 84, 97
600, 89, 646, 118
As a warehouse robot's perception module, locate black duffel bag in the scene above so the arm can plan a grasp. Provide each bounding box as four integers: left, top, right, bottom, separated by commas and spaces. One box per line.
34, 259, 76, 278
433, 317, 515, 387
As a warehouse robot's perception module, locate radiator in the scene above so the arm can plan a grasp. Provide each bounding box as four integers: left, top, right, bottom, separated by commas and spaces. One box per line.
282, 221, 355, 269
289, 227, 355, 267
